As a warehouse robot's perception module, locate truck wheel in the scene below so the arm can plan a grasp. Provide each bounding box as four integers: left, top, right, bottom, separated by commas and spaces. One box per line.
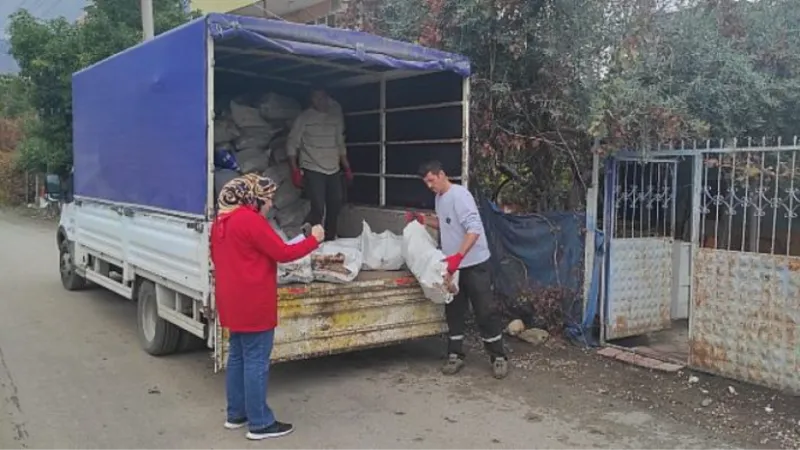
137, 280, 181, 356
59, 240, 87, 291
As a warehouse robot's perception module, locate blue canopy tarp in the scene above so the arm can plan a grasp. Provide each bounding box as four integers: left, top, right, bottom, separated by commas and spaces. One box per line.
207, 13, 471, 85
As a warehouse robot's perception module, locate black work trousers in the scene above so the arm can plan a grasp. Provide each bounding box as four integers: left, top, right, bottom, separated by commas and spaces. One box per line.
303, 169, 343, 240
445, 261, 506, 359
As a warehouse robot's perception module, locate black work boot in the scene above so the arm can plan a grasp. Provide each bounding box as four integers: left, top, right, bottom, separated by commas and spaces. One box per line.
441, 353, 465, 375
491, 356, 509, 379
485, 339, 509, 379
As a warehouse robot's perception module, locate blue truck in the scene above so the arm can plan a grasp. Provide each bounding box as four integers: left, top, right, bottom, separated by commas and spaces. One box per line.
55, 14, 471, 370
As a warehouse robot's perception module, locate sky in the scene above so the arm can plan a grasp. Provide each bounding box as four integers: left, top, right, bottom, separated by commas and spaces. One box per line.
1, 0, 88, 72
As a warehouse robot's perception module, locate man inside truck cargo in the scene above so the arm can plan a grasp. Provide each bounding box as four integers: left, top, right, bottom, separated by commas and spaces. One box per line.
286, 87, 353, 240
211, 174, 325, 440
409, 160, 509, 379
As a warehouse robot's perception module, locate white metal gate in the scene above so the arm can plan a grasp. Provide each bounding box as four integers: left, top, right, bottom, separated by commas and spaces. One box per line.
602, 157, 677, 340
585, 140, 800, 392
685, 140, 800, 393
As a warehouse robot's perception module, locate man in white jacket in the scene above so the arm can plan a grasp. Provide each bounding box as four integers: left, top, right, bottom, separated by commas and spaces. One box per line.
409, 160, 509, 379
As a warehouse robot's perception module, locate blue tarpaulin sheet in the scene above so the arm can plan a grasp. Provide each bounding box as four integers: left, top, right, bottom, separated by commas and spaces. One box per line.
72, 19, 209, 215
207, 14, 471, 77
480, 199, 593, 342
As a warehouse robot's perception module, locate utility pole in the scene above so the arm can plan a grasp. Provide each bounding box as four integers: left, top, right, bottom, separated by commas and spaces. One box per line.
140, 0, 154, 41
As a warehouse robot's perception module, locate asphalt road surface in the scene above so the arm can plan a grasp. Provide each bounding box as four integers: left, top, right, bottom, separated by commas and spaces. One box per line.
0, 210, 734, 449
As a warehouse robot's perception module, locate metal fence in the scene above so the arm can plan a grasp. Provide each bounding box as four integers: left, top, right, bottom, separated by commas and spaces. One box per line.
588, 138, 800, 393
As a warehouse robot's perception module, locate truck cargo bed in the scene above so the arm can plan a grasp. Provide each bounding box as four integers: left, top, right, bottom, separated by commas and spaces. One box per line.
215, 270, 446, 369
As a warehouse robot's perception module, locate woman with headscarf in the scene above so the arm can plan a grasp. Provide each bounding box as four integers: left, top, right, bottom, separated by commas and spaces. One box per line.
211, 173, 324, 441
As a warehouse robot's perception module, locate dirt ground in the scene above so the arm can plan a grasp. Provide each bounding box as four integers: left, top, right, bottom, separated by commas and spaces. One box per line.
1, 206, 798, 449
486, 334, 800, 449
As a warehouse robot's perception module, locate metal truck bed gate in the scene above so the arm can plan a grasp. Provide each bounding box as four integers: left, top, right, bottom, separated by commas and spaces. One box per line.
213, 273, 446, 371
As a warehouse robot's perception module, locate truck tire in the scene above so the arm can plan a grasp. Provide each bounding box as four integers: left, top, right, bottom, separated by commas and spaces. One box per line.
137, 280, 181, 356
59, 240, 87, 291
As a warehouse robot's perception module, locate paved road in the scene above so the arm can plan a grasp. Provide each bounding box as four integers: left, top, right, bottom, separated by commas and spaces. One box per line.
0, 211, 733, 449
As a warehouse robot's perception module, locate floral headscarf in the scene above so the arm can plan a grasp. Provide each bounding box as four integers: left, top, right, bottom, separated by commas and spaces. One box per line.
217, 173, 277, 215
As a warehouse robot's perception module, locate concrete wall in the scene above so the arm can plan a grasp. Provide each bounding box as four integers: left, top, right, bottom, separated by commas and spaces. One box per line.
192, 0, 256, 13
282, 0, 335, 23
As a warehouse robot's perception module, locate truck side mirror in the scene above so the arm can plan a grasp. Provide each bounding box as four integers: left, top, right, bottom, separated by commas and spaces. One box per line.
45, 173, 62, 201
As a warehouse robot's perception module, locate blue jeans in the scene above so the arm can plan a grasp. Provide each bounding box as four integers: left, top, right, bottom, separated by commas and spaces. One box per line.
226, 330, 276, 430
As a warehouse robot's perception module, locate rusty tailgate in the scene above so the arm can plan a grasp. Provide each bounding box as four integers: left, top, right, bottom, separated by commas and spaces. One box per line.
213, 272, 446, 370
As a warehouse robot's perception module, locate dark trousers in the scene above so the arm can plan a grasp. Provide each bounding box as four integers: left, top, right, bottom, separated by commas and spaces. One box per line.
304, 169, 343, 240
446, 261, 506, 359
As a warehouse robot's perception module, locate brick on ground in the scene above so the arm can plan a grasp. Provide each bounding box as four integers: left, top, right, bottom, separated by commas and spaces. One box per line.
597, 346, 683, 372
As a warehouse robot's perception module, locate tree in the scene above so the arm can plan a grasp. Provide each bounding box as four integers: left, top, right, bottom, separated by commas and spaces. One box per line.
6, 0, 198, 174
341, 0, 621, 211
590, 0, 800, 152
0, 74, 31, 118
339, 0, 800, 211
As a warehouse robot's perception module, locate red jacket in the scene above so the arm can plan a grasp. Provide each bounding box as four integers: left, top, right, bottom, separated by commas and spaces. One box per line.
210, 206, 319, 332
